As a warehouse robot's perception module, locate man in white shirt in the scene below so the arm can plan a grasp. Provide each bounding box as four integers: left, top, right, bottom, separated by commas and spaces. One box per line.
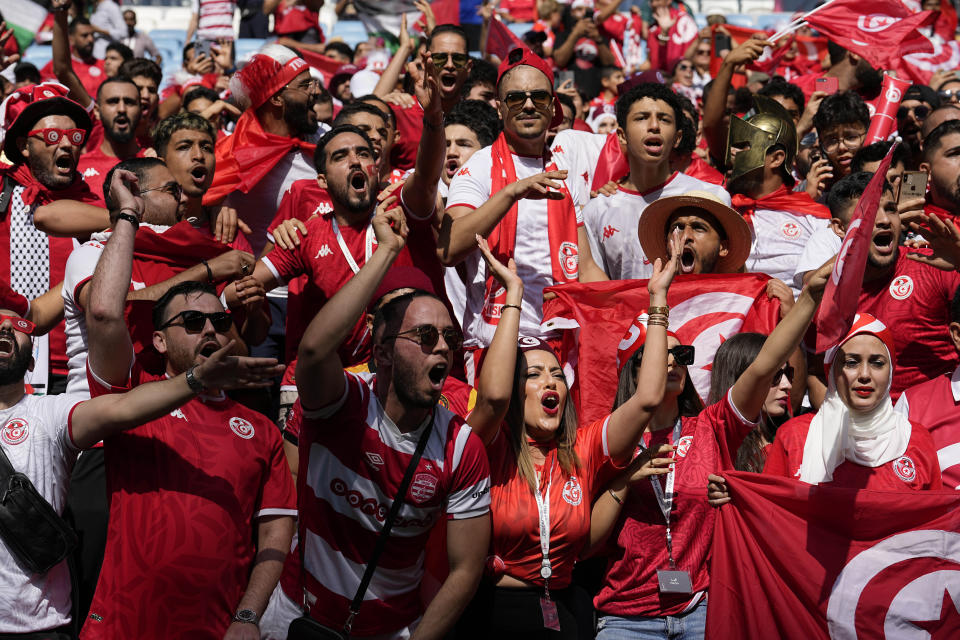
90, 0, 126, 59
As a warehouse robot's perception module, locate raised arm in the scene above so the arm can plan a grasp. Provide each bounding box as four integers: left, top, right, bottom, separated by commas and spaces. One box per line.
51, 1, 93, 109
296, 196, 409, 411
702, 37, 768, 164
468, 236, 523, 444
374, 14, 415, 98
26, 283, 65, 336
401, 52, 445, 224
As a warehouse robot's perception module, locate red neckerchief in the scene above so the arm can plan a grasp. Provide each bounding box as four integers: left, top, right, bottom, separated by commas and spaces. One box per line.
0, 162, 99, 207
731, 185, 831, 224
591, 132, 629, 192
203, 110, 316, 206
485, 133, 578, 326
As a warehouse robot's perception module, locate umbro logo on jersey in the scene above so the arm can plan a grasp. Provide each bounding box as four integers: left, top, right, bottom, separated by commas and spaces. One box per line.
83, 167, 100, 177
170, 409, 186, 420
603, 225, 619, 239
312, 202, 332, 216
314, 245, 333, 259
365, 451, 384, 468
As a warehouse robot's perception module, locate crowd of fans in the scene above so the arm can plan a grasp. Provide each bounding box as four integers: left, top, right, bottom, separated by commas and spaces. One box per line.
1, 0, 959, 638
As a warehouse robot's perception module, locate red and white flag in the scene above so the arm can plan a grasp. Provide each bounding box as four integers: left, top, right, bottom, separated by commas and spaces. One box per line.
813, 144, 896, 353
485, 17, 529, 61
541, 274, 781, 424
708, 472, 960, 639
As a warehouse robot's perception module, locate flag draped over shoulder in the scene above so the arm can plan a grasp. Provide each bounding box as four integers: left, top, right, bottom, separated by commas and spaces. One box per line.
708, 472, 960, 640
541, 274, 780, 424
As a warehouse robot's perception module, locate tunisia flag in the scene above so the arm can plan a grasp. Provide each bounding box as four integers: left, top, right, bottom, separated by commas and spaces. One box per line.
541, 274, 781, 424
485, 17, 530, 60
813, 144, 896, 353
708, 472, 960, 639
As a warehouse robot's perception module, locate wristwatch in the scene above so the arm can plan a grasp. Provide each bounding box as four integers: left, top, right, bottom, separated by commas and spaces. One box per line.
185, 364, 205, 393
233, 608, 259, 625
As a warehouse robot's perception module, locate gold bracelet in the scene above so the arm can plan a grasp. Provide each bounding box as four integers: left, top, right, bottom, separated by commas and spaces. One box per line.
647, 319, 669, 327
609, 488, 625, 505
648, 305, 670, 317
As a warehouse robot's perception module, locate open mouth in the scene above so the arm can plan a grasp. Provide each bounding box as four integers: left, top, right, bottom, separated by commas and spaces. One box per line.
643, 136, 664, 155
872, 230, 895, 254
428, 362, 448, 388
0, 335, 14, 355
680, 247, 696, 274
541, 391, 560, 415
190, 165, 208, 185
445, 159, 460, 178
198, 341, 219, 359
54, 155, 73, 172
440, 73, 457, 89
349, 170, 368, 192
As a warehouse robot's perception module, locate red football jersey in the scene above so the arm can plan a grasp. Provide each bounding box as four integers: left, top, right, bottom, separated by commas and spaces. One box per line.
81, 361, 297, 639
41, 57, 106, 99
594, 390, 759, 618
897, 368, 960, 489
763, 412, 942, 490
78, 146, 145, 205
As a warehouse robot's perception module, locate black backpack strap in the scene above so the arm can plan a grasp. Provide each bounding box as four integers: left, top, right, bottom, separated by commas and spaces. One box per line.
0, 174, 15, 220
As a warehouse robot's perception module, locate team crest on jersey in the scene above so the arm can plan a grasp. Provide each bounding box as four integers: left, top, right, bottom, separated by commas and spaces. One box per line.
676, 435, 693, 458
89, 66, 102, 77
409, 472, 438, 504
893, 456, 917, 482
781, 221, 800, 238
558, 242, 579, 280
562, 476, 583, 506
229, 417, 255, 439
1, 418, 28, 445
889, 275, 914, 300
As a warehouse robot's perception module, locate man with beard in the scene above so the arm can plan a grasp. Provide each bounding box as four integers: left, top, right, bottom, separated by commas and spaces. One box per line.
0, 83, 100, 395
204, 44, 322, 257
0, 301, 283, 637
292, 192, 490, 638
118, 57, 162, 147
78, 169, 294, 639
791, 41, 883, 102
77, 77, 142, 204
42, 14, 107, 99
896, 85, 941, 166
920, 120, 960, 224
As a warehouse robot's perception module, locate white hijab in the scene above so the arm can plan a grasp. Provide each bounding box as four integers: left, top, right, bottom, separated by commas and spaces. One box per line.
797, 316, 912, 484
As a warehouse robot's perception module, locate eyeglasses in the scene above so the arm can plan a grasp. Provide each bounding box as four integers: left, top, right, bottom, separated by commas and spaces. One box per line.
384, 324, 463, 351
633, 345, 695, 367
27, 127, 87, 147
503, 89, 553, 111
159, 310, 233, 333
676, 63, 693, 71
695, 48, 711, 55
284, 78, 319, 94
430, 52, 470, 69
938, 89, 960, 101
821, 131, 865, 153
0, 315, 35, 335
772, 364, 795, 386
897, 104, 931, 121
141, 181, 183, 202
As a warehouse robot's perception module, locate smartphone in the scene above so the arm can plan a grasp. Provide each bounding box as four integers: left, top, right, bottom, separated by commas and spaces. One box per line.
899, 171, 928, 203
584, 9, 595, 20
714, 33, 732, 54
194, 39, 213, 59
555, 70, 575, 90
815, 76, 839, 94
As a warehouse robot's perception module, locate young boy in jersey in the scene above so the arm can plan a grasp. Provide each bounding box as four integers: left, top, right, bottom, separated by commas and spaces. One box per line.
583, 82, 730, 280
588, 66, 626, 113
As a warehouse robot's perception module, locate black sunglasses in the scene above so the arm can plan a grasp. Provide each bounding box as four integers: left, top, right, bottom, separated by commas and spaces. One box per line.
897, 104, 931, 121
385, 324, 463, 351
634, 345, 695, 367
772, 364, 795, 386
160, 310, 233, 333
430, 52, 470, 69
503, 89, 553, 111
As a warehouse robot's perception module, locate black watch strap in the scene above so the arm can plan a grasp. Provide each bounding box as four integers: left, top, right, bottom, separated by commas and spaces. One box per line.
185, 365, 205, 393
116, 212, 140, 229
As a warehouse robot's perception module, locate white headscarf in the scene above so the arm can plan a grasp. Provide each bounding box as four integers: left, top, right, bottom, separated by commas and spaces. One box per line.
797, 314, 912, 484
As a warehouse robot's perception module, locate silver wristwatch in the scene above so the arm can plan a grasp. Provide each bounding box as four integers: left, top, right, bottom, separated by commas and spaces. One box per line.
233, 608, 259, 625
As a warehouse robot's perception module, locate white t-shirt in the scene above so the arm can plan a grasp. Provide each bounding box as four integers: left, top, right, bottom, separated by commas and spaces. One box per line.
583, 173, 731, 280
550, 129, 608, 211
746, 210, 830, 298
792, 225, 842, 291
0, 394, 82, 632
446, 145, 586, 348
191, 0, 236, 41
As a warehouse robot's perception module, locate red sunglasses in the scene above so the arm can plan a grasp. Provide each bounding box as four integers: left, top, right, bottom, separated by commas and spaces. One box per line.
0, 315, 35, 335
27, 127, 87, 147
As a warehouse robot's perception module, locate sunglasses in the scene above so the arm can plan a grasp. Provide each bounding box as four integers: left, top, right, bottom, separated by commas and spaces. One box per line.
159, 310, 233, 333
897, 104, 931, 121
503, 89, 553, 111
0, 315, 35, 335
772, 364, 795, 386
28, 127, 87, 147
634, 345, 695, 366
430, 52, 470, 69
385, 324, 463, 351
141, 181, 183, 202
676, 63, 693, 71
938, 89, 960, 100
696, 48, 711, 55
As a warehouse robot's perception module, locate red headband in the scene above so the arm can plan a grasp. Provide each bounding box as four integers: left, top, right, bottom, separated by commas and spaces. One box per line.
237, 54, 310, 109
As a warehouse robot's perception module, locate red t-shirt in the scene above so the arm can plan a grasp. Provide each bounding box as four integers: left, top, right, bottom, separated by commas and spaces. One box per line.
274, 3, 322, 36
497, 0, 536, 23
485, 416, 627, 590
41, 56, 106, 99
81, 359, 297, 639
78, 146, 145, 206
763, 412, 943, 490
594, 390, 759, 618
897, 368, 960, 489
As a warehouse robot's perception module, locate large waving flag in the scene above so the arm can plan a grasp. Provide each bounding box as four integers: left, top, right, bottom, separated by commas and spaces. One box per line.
541, 274, 781, 424
708, 472, 960, 639
485, 17, 529, 60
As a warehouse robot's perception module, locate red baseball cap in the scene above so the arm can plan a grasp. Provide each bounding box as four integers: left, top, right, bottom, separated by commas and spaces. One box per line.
497, 47, 564, 128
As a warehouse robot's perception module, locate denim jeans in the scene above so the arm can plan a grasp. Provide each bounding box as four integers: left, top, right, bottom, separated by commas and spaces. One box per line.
595, 598, 707, 640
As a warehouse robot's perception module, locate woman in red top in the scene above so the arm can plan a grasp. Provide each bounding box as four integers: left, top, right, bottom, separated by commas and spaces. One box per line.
455, 233, 681, 638
588, 261, 834, 640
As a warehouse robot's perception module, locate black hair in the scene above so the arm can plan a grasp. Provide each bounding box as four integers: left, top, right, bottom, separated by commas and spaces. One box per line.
356, 94, 397, 129
324, 41, 354, 60
119, 58, 162, 86
313, 124, 375, 172
13, 63, 40, 85
923, 118, 960, 160
460, 58, 498, 100
152, 112, 216, 157
827, 41, 847, 65
333, 101, 389, 129
613, 349, 703, 416
826, 171, 894, 222
152, 281, 220, 329
106, 41, 134, 62
371, 289, 444, 345
615, 82, 683, 130
181, 85, 220, 111
556, 92, 575, 115
599, 66, 622, 81
183, 41, 197, 60
444, 99, 502, 147
103, 157, 167, 209
813, 91, 870, 134
758, 79, 805, 112
427, 24, 469, 51
68, 17, 91, 34
707, 332, 766, 405
851, 141, 908, 173
674, 94, 698, 156
95, 75, 139, 102
952, 285, 960, 324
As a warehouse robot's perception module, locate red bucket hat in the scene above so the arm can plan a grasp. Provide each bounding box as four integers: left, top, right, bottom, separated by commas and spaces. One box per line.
0, 82, 92, 164
231, 45, 310, 110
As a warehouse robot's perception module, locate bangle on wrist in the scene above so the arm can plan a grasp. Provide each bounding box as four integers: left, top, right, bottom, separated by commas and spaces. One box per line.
501, 303, 522, 313
609, 488, 625, 505
647, 305, 669, 317
201, 260, 214, 284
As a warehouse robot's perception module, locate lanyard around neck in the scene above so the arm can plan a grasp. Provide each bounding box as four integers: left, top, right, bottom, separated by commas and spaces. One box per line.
330, 214, 375, 275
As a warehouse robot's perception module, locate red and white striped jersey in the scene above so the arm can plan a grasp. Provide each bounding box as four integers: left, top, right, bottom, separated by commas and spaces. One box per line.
298, 372, 491, 636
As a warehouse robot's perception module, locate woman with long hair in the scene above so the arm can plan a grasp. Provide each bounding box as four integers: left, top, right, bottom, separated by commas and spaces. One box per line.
455, 232, 681, 639
587, 261, 834, 640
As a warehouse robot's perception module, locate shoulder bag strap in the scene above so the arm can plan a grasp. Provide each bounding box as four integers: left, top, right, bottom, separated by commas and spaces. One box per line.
0, 175, 15, 221
0, 439, 16, 481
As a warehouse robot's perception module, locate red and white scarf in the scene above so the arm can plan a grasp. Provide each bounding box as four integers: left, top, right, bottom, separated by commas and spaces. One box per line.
484, 134, 579, 326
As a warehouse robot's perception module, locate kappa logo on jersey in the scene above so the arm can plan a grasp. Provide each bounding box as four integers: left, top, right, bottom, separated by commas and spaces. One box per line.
552, 145, 564, 154
603, 225, 619, 239
562, 476, 583, 506
581, 171, 589, 184
229, 416, 255, 439
169, 408, 186, 420
364, 451, 384, 468
1, 418, 28, 445
312, 201, 333, 216
457, 167, 471, 177
314, 244, 333, 259
676, 435, 694, 458
889, 275, 914, 300
781, 221, 800, 238
83, 167, 100, 178
558, 242, 579, 280
409, 472, 439, 504
893, 456, 917, 483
